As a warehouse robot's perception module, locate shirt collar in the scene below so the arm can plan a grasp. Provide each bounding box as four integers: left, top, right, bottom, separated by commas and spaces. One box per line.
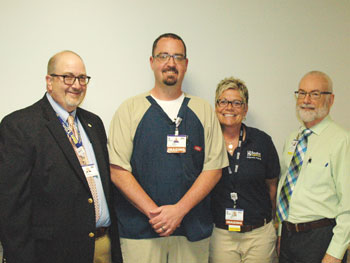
300, 115, 332, 136
46, 93, 77, 122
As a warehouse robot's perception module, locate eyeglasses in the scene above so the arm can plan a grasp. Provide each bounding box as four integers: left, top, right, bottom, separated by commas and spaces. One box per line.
153, 53, 186, 63
294, 90, 332, 100
216, 99, 245, 108
50, 74, 91, 86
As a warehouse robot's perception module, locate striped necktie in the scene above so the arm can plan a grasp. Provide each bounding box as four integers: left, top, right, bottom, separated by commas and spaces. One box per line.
67, 115, 100, 222
276, 128, 312, 222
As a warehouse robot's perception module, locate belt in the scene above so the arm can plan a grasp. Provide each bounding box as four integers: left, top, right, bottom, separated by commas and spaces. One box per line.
215, 218, 271, 233
95, 227, 109, 239
283, 218, 335, 233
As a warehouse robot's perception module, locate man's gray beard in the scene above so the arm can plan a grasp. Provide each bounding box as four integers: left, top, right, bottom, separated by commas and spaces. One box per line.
65, 93, 85, 109
296, 103, 328, 123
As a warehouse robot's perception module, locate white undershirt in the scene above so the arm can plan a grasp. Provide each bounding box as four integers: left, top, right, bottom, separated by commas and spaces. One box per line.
152, 93, 185, 122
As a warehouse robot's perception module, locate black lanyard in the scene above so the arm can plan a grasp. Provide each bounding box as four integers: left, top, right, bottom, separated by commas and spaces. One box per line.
227, 125, 244, 175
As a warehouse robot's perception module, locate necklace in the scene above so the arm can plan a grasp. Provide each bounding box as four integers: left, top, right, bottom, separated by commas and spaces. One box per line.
226, 141, 235, 155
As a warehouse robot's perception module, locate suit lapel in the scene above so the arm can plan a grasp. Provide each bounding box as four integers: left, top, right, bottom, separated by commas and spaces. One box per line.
40, 96, 91, 191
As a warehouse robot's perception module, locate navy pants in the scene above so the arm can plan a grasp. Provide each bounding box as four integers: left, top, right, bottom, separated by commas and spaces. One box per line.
279, 224, 347, 263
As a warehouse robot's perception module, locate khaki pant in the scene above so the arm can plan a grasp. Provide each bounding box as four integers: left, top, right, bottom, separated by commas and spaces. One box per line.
209, 221, 277, 263
94, 234, 112, 263
120, 236, 210, 263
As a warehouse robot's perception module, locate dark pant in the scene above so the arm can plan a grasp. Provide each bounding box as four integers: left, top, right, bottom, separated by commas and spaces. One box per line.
279, 223, 347, 263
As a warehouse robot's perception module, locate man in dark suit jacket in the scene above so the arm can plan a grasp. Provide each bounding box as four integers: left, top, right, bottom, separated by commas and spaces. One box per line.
0, 51, 123, 263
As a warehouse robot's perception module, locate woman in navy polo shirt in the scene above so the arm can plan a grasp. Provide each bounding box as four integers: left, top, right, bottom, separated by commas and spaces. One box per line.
209, 77, 280, 263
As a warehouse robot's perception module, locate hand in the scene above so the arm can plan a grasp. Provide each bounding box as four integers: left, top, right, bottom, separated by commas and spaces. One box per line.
149, 204, 185, 237
322, 253, 342, 263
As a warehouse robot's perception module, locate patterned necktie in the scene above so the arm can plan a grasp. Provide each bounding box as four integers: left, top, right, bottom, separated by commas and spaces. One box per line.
276, 128, 312, 222
67, 115, 100, 222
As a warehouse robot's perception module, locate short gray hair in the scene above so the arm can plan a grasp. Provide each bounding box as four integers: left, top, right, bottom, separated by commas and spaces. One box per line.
300, 70, 333, 92
215, 77, 249, 105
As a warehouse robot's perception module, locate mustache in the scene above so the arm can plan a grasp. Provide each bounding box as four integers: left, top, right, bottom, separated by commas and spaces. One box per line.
67, 88, 83, 94
299, 104, 315, 109
162, 66, 178, 74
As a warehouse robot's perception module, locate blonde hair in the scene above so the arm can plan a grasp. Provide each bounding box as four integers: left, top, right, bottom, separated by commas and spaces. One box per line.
215, 77, 249, 105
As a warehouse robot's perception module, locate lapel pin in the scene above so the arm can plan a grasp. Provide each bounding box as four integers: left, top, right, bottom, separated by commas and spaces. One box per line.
88, 123, 92, 127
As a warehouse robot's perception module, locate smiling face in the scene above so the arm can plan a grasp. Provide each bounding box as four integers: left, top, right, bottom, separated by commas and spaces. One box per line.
46, 52, 87, 112
296, 73, 334, 128
150, 37, 188, 89
216, 89, 248, 129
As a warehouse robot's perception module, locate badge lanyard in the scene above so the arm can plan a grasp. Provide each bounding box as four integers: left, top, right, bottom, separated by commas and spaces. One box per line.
225, 125, 245, 231
57, 114, 99, 180
227, 125, 244, 175
174, 117, 182, 135
287, 129, 305, 155
226, 191, 244, 230
57, 114, 83, 148
231, 192, 238, 208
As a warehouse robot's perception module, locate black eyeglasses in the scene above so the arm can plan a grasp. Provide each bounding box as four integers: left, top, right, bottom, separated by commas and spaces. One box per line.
153, 53, 186, 63
216, 99, 245, 108
50, 74, 91, 86
294, 90, 332, 100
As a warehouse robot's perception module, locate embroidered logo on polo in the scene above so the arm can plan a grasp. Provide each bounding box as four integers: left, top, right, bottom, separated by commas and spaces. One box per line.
247, 150, 262, 160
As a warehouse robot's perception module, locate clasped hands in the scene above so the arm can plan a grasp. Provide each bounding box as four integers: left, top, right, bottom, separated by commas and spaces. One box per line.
148, 204, 185, 237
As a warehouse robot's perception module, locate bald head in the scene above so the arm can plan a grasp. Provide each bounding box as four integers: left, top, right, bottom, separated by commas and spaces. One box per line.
47, 50, 84, 75
299, 71, 333, 93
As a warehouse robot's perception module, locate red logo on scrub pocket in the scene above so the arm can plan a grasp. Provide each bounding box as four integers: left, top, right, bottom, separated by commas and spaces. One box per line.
194, 146, 202, 152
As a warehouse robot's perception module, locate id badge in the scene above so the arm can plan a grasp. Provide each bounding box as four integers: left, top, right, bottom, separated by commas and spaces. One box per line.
82, 164, 99, 178
76, 146, 86, 158
287, 139, 298, 155
167, 135, 187, 153
225, 208, 244, 232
